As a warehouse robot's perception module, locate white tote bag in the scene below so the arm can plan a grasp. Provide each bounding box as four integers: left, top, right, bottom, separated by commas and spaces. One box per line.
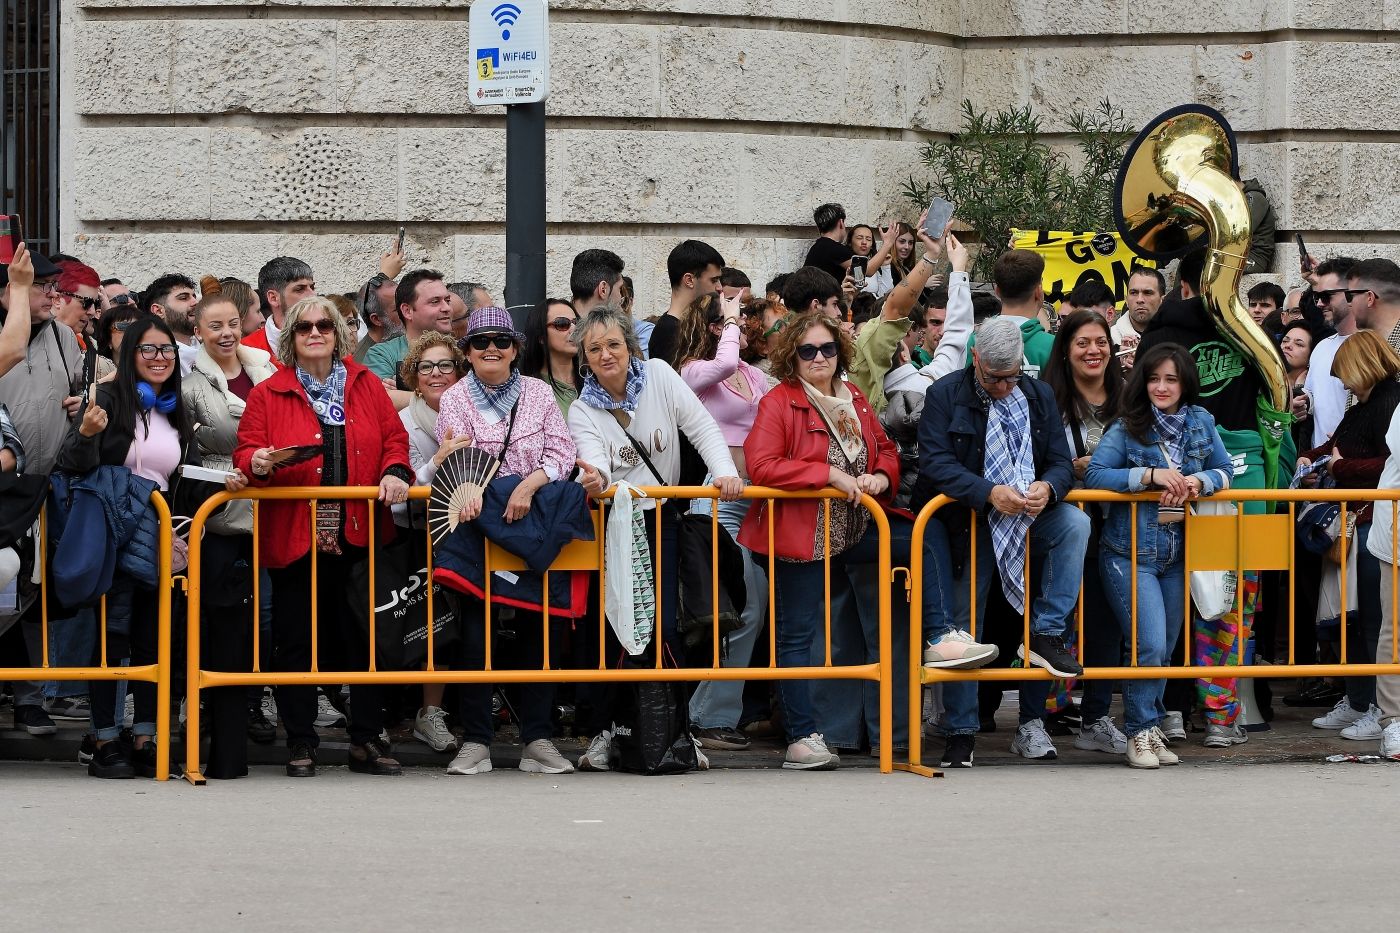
1188, 497, 1239, 622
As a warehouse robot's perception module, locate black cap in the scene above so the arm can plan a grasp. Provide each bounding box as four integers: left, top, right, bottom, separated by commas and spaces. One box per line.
0, 250, 62, 287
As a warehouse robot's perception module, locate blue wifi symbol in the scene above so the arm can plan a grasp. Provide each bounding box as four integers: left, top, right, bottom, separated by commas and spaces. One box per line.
491, 3, 521, 41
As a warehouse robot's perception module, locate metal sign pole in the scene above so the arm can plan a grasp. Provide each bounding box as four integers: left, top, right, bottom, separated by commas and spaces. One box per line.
504, 100, 546, 318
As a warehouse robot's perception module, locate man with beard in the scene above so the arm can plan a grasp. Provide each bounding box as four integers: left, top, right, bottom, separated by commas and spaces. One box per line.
142, 273, 200, 375
1110, 266, 1165, 368
242, 256, 317, 366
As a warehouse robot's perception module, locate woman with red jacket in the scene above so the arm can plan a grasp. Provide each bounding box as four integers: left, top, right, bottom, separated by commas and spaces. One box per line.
739, 310, 910, 770
236, 296, 412, 778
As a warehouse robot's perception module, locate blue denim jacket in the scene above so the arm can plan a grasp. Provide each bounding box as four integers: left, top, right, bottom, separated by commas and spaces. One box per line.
1084, 405, 1233, 558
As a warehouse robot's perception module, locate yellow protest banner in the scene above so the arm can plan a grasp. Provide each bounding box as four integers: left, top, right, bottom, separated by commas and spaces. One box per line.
1010, 229, 1154, 308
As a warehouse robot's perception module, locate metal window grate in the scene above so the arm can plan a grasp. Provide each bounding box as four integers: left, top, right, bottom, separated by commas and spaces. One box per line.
1, 0, 59, 257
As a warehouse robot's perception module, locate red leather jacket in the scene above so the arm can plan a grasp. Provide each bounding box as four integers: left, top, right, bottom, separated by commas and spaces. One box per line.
738, 379, 899, 561
234, 359, 410, 568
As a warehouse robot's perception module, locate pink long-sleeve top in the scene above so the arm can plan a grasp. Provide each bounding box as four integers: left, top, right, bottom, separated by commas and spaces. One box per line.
679, 323, 768, 446
435, 373, 576, 481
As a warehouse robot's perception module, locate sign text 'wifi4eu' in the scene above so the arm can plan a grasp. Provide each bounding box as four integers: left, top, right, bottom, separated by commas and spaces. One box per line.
469, 0, 550, 105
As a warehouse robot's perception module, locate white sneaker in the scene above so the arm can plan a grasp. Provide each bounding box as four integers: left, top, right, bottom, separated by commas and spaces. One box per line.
1312, 696, 1364, 730
520, 739, 576, 774
1126, 730, 1160, 769
1149, 727, 1180, 765
123, 694, 134, 729
412, 705, 459, 753
923, 630, 999, 669
1202, 722, 1248, 748
260, 690, 279, 725
577, 730, 612, 771
783, 733, 839, 770
1159, 710, 1187, 743
446, 741, 492, 774
1341, 704, 1383, 741
1010, 719, 1058, 760
1379, 720, 1400, 760
1073, 715, 1127, 754
315, 693, 346, 728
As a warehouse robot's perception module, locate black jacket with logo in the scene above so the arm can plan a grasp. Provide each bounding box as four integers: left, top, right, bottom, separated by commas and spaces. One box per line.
1135, 296, 1269, 434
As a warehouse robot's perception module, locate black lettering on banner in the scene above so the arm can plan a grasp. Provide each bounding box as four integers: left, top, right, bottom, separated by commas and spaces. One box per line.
1035, 230, 1062, 246
1110, 259, 1134, 302
1073, 269, 1107, 294
1065, 239, 1094, 264
1045, 278, 1069, 304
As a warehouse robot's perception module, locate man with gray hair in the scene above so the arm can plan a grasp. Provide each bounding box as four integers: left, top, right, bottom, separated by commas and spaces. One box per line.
912, 315, 1089, 768
243, 256, 317, 361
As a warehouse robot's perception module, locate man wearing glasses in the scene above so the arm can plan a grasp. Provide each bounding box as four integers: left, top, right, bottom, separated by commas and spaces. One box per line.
52, 258, 104, 343
0, 244, 86, 738
914, 316, 1088, 768
1302, 256, 1359, 447
1347, 258, 1400, 353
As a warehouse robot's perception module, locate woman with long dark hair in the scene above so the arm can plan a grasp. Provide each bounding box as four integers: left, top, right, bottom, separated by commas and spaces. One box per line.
58, 313, 197, 778
1086, 343, 1233, 768
864, 222, 917, 299
1034, 310, 1128, 758
520, 297, 581, 416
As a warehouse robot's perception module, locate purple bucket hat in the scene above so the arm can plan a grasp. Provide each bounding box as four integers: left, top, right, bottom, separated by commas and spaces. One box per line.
463, 305, 524, 342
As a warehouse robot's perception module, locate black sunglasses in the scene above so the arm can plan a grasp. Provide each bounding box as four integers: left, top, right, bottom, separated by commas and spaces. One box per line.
1312, 288, 1345, 302
1343, 288, 1374, 302
468, 334, 514, 351
547, 316, 574, 332
59, 291, 102, 312
796, 341, 838, 361
292, 318, 336, 336
112, 319, 136, 332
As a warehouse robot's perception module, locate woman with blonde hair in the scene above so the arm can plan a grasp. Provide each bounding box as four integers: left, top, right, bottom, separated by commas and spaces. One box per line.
1298, 331, 1400, 740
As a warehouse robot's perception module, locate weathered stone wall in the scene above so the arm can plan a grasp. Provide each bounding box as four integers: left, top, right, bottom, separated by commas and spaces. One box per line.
60, 0, 1400, 306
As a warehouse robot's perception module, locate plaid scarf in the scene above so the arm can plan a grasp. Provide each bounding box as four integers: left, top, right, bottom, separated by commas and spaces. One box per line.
465, 370, 522, 425
296, 359, 347, 426
984, 385, 1036, 613
580, 358, 648, 413
1152, 406, 1189, 467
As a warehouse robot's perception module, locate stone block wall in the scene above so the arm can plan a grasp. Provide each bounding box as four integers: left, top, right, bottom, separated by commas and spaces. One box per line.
60, 0, 1400, 306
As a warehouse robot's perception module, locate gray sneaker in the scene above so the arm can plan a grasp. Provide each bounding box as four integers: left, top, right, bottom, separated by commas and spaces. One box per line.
1202, 722, 1248, 748
1010, 719, 1058, 760
577, 730, 612, 771
520, 739, 576, 774
446, 742, 493, 775
1159, 710, 1187, 743
1073, 715, 1127, 754
45, 696, 91, 721
413, 705, 459, 754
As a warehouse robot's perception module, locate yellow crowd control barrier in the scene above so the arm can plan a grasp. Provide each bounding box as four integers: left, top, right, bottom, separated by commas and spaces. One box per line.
899, 489, 1400, 777
182, 485, 895, 784
0, 491, 175, 780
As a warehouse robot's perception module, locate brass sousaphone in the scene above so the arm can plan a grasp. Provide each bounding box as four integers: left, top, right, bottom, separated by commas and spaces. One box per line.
1113, 104, 1291, 485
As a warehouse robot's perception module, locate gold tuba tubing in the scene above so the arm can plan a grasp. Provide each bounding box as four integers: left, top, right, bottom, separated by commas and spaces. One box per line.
1114, 106, 1288, 414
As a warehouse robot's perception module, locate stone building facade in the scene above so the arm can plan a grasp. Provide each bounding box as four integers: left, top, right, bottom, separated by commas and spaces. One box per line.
60, 0, 1400, 306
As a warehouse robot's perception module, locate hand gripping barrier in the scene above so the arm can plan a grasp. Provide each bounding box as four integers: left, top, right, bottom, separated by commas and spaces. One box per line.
899, 489, 1400, 777
0, 491, 175, 780
181, 485, 897, 783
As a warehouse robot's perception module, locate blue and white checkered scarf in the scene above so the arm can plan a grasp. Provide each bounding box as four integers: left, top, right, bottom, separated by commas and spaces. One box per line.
984, 386, 1036, 613
465, 370, 522, 425
1152, 406, 1189, 467
580, 358, 648, 413
296, 359, 347, 426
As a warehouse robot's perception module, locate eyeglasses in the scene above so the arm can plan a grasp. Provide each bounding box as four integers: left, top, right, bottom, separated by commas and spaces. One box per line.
795, 341, 839, 361
1343, 289, 1375, 301
548, 317, 575, 332
292, 318, 336, 336
39, 281, 59, 295
1312, 288, 1346, 302
58, 291, 102, 312
136, 343, 178, 361
468, 334, 514, 351
416, 359, 459, 375
978, 364, 1023, 387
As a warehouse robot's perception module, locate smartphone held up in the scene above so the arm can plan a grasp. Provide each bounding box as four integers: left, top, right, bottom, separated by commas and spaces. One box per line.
0, 214, 21, 264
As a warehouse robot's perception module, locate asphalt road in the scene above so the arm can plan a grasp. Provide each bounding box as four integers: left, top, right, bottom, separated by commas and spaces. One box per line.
3, 760, 1396, 932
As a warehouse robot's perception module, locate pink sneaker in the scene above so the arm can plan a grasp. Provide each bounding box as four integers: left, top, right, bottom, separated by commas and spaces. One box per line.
923, 630, 999, 669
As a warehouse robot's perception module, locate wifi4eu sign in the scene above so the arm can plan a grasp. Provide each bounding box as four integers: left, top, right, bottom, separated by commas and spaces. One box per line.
469, 0, 550, 105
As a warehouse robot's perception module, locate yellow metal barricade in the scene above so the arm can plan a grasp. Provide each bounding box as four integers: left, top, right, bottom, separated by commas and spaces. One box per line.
0, 491, 174, 780
900, 489, 1400, 777
182, 485, 896, 784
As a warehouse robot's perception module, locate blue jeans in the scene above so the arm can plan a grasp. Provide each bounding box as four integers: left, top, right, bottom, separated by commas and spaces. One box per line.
688, 498, 766, 730
46, 609, 97, 699
1018, 527, 1119, 725
935, 502, 1091, 735
1100, 524, 1186, 737
770, 517, 911, 746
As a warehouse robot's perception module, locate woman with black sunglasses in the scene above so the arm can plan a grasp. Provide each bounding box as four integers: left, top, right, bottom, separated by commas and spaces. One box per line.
519, 297, 581, 415
738, 310, 907, 770
432, 307, 580, 776
57, 313, 198, 778
235, 296, 412, 778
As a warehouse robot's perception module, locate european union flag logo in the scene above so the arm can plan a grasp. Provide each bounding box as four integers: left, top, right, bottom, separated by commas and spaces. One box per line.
476, 47, 499, 79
